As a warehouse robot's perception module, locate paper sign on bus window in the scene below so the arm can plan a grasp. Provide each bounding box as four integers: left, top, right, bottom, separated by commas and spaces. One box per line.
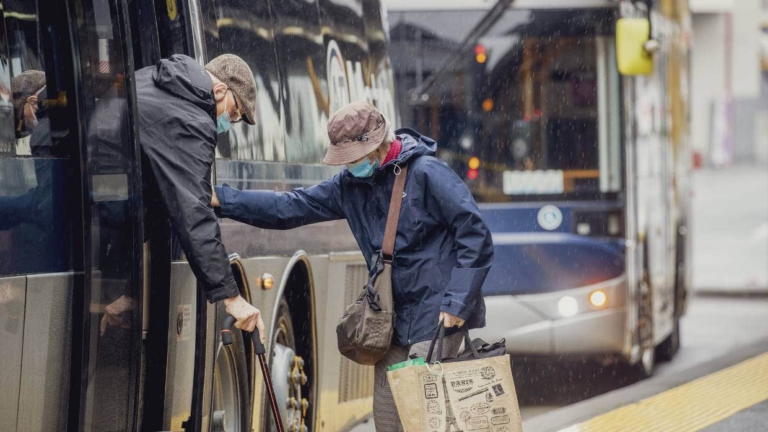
503, 170, 564, 195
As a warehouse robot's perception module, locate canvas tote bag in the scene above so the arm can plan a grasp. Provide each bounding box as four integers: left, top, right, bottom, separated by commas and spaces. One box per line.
387, 325, 523, 432
336, 164, 408, 366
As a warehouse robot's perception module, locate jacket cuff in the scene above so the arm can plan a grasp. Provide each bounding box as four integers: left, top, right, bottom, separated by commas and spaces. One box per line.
440, 297, 472, 321
205, 278, 240, 303
215, 184, 234, 218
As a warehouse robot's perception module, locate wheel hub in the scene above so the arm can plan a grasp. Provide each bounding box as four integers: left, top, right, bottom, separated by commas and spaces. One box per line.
211, 410, 227, 432
271, 344, 309, 432
213, 342, 241, 432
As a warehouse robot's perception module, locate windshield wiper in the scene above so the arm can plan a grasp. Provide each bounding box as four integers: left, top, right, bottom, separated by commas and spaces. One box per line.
408, 0, 515, 102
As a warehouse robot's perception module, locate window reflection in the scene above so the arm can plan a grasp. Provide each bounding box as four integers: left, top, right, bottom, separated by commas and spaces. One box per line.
0, 0, 74, 277
0, 158, 73, 276
207, 0, 285, 161
5, 0, 53, 157
319, 0, 369, 114
206, 0, 395, 163
74, 0, 142, 429
363, 0, 397, 122
0, 2, 79, 431
390, 9, 622, 201
11, 71, 50, 153
274, 0, 329, 163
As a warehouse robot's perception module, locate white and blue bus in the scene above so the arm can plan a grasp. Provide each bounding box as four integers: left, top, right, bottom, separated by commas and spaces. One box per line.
388, 0, 692, 378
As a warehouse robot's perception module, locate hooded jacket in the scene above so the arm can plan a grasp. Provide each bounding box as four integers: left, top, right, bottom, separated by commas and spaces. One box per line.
215, 129, 494, 346
137, 55, 239, 302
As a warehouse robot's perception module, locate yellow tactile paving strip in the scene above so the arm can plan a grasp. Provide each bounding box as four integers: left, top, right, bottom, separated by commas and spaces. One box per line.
558, 352, 768, 432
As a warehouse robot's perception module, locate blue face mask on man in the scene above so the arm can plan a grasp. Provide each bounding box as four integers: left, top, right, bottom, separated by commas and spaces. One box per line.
347, 155, 380, 178
217, 111, 232, 135
217, 91, 237, 135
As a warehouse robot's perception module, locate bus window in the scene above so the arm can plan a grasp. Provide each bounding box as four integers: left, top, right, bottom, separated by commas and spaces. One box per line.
390, 9, 622, 202
6, 4, 52, 157
0, 0, 87, 430
319, 0, 370, 114
363, 0, 397, 122
0, 0, 80, 277
154, 0, 192, 59
203, 0, 285, 161
272, 0, 329, 163
71, 0, 145, 429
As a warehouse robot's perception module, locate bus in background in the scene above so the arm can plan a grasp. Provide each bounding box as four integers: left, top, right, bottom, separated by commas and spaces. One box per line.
387, 0, 692, 378
0, 0, 394, 431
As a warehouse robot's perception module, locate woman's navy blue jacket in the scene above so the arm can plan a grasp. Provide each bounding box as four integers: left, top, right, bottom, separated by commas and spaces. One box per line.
215, 129, 494, 346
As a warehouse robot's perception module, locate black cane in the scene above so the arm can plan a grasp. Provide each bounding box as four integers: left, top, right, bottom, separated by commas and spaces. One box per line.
222, 315, 285, 432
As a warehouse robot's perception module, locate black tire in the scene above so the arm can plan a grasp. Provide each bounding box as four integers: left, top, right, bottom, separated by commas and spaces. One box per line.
211, 302, 252, 432
630, 315, 656, 380
631, 248, 656, 380
632, 342, 656, 380
656, 315, 680, 362
657, 254, 684, 362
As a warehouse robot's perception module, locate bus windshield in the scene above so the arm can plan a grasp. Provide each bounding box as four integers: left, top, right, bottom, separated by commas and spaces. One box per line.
390, 9, 622, 202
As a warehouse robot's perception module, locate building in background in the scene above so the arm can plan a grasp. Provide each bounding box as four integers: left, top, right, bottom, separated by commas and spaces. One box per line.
690, 0, 768, 166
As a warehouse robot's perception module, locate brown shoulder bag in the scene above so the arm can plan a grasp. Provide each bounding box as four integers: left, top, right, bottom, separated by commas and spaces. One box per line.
336, 164, 408, 365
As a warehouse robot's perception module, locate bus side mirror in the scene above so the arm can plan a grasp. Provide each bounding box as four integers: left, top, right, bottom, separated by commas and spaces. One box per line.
616, 18, 655, 76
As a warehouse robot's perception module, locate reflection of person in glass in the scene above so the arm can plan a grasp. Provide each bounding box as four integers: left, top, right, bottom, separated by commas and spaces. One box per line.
100, 54, 266, 341
0, 71, 50, 233
0, 70, 67, 278
12, 70, 44, 135
11, 70, 50, 153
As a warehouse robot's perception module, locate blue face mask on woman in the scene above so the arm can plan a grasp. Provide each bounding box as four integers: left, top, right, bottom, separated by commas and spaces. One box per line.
347, 156, 380, 178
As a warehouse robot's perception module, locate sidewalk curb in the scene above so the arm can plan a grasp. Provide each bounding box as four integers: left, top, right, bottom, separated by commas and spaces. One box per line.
521, 336, 768, 432
694, 290, 768, 298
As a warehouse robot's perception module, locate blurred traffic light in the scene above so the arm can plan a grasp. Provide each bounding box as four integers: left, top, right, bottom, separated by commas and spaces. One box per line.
482, 98, 494, 112
468, 157, 481, 170
475, 44, 487, 64
467, 157, 481, 180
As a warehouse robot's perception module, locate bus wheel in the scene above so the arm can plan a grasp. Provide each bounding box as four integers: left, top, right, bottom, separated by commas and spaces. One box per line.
632, 266, 655, 379
268, 299, 309, 432
212, 304, 251, 432
635, 342, 656, 379
656, 315, 680, 362
657, 258, 683, 362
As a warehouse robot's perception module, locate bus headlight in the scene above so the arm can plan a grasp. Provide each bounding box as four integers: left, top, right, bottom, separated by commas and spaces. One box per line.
589, 290, 608, 308
557, 296, 578, 317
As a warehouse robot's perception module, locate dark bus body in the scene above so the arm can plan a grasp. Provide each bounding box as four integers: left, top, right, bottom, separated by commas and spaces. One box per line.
0, 0, 395, 431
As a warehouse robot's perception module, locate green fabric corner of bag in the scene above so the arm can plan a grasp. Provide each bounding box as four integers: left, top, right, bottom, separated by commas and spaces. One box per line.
387, 357, 426, 372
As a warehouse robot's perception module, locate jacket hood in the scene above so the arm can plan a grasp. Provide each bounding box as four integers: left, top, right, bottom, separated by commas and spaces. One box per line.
389, 128, 437, 165
153, 55, 216, 118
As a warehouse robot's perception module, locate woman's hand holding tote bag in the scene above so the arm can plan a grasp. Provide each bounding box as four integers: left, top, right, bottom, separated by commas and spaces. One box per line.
387, 324, 522, 432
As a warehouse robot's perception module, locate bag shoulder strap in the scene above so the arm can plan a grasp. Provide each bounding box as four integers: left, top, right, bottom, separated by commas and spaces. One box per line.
382, 164, 408, 262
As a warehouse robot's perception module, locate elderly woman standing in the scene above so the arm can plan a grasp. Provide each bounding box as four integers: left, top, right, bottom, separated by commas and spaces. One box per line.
213, 101, 494, 430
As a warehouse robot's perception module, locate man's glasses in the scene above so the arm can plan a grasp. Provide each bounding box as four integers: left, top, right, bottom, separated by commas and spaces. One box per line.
229, 90, 243, 123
